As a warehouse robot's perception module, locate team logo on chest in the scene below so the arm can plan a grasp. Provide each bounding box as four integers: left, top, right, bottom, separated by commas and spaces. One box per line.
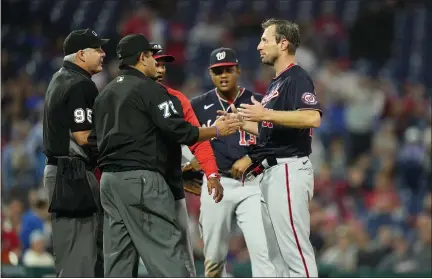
261, 83, 281, 106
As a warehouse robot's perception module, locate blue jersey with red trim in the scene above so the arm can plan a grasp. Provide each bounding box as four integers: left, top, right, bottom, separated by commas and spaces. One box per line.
249, 64, 322, 161
191, 88, 262, 172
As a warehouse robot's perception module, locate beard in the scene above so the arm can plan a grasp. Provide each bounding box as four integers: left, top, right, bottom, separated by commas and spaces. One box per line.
262, 54, 277, 66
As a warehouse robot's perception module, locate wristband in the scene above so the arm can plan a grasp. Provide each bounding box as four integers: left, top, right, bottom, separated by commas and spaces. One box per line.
215, 126, 219, 138
207, 173, 221, 180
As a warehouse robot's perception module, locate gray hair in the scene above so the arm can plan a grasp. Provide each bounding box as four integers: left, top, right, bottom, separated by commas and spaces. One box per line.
63, 48, 93, 62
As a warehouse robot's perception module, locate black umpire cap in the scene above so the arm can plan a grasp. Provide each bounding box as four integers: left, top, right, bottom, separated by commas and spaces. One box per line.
209, 47, 239, 69
117, 34, 160, 66
150, 42, 175, 63
63, 28, 109, 55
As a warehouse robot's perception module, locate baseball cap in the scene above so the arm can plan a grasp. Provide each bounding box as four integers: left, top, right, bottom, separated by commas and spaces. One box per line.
63, 28, 109, 55
209, 47, 239, 69
117, 34, 159, 66
150, 42, 175, 63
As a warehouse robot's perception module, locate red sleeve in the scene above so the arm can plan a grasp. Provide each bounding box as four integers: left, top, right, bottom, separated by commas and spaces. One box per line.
165, 86, 219, 178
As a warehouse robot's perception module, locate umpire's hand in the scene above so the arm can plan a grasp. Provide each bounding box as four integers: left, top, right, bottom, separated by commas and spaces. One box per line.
207, 177, 224, 203
214, 117, 242, 136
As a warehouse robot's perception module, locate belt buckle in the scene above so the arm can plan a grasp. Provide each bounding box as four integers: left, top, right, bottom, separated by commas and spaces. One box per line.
241, 163, 263, 185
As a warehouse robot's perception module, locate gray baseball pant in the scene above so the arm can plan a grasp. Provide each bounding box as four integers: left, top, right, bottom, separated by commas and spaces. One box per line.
43, 165, 102, 277
200, 176, 276, 277
100, 170, 189, 277
259, 157, 318, 277
175, 198, 197, 277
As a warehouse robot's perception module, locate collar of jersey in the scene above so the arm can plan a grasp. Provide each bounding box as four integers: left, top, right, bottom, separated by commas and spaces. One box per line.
273, 63, 296, 80
119, 66, 150, 80
214, 87, 245, 104
63, 61, 91, 79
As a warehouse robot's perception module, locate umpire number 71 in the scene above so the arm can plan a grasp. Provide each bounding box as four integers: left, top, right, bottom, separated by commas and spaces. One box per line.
158, 100, 179, 118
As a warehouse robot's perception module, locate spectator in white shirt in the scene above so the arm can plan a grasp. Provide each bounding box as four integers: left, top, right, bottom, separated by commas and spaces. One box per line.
22, 230, 54, 267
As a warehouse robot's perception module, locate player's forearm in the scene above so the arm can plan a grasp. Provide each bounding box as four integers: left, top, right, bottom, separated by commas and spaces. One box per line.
264, 109, 321, 128
189, 141, 218, 177
197, 127, 218, 141
242, 121, 259, 136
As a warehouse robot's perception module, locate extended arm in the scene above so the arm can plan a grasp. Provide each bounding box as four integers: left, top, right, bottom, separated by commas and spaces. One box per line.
264, 109, 321, 128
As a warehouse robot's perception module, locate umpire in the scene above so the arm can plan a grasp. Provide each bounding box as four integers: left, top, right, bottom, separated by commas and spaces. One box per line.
42, 28, 108, 277
93, 34, 240, 277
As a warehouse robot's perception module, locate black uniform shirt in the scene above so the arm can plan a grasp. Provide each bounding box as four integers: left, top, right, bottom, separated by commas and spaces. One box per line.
249, 64, 322, 161
93, 67, 199, 178
43, 61, 98, 159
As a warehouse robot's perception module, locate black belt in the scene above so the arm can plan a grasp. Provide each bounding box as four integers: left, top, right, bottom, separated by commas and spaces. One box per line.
46, 157, 94, 172
241, 156, 278, 184
46, 157, 59, 165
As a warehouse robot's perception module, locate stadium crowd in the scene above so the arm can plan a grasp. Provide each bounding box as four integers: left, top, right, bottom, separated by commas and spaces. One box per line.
1, 0, 431, 276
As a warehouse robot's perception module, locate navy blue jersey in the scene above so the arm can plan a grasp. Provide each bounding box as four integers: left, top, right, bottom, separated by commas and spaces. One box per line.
191, 88, 262, 172
249, 64, 322, 161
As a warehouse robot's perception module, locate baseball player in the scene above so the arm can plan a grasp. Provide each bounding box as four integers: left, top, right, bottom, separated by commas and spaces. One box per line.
222, 19, 322, 277
186, 47, 276, 277
151, 44, 223, 277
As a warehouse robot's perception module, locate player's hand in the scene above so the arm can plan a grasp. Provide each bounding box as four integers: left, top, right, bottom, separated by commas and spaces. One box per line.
182, 158, 201, 172
231, 156, 252, 179
207, 177, 224, 203
217, 104, 245, 126
214, 117, 242, 137
238, 96, 267, 122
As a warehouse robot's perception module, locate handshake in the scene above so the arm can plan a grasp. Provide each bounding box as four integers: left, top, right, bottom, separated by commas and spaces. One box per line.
212, 104, 245, 137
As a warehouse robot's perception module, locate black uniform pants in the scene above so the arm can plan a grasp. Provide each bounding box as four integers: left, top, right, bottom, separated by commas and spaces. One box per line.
100, 170, 189, 277
43, 165, 104, 277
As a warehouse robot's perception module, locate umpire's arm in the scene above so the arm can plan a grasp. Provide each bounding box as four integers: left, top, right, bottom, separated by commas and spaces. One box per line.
67, 81, 98, 145
144, 83, 221, 145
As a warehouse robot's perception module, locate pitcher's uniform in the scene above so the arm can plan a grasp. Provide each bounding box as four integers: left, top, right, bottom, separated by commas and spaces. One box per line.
191, 87, 275, 277
249, 64, 321, 277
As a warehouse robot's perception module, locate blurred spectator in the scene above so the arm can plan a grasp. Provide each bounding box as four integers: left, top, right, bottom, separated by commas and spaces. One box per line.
189, 13, 226, 47
377, 232, 417, 273
369, 226, 394, 261
313, 4, 347, 58
412, 214, 432, 271
397, 127, 427, 192
1, 216, 21, 265
344, 76, 386, 164
22, 230, 54, 267
19, 190, 49, 252
2, 120, 37, 190
320, 226, 357, 271
354, 223, 380, 269
121, 5, 151, 39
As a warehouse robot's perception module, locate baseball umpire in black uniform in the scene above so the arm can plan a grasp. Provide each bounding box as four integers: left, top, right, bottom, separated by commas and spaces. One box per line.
42, 28, 108, 277
92, 34, 241, 277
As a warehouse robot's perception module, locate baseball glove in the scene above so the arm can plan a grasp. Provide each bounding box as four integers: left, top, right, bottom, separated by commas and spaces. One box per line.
183, 179, 202, 196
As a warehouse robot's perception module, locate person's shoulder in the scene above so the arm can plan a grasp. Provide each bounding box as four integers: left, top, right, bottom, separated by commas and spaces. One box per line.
67, 78, 97, 94
242, 87, 263, 100
190, 89, 214, 106
144, 79, 169, 93
163, 85, 187, 100
287, 65, 313, 82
